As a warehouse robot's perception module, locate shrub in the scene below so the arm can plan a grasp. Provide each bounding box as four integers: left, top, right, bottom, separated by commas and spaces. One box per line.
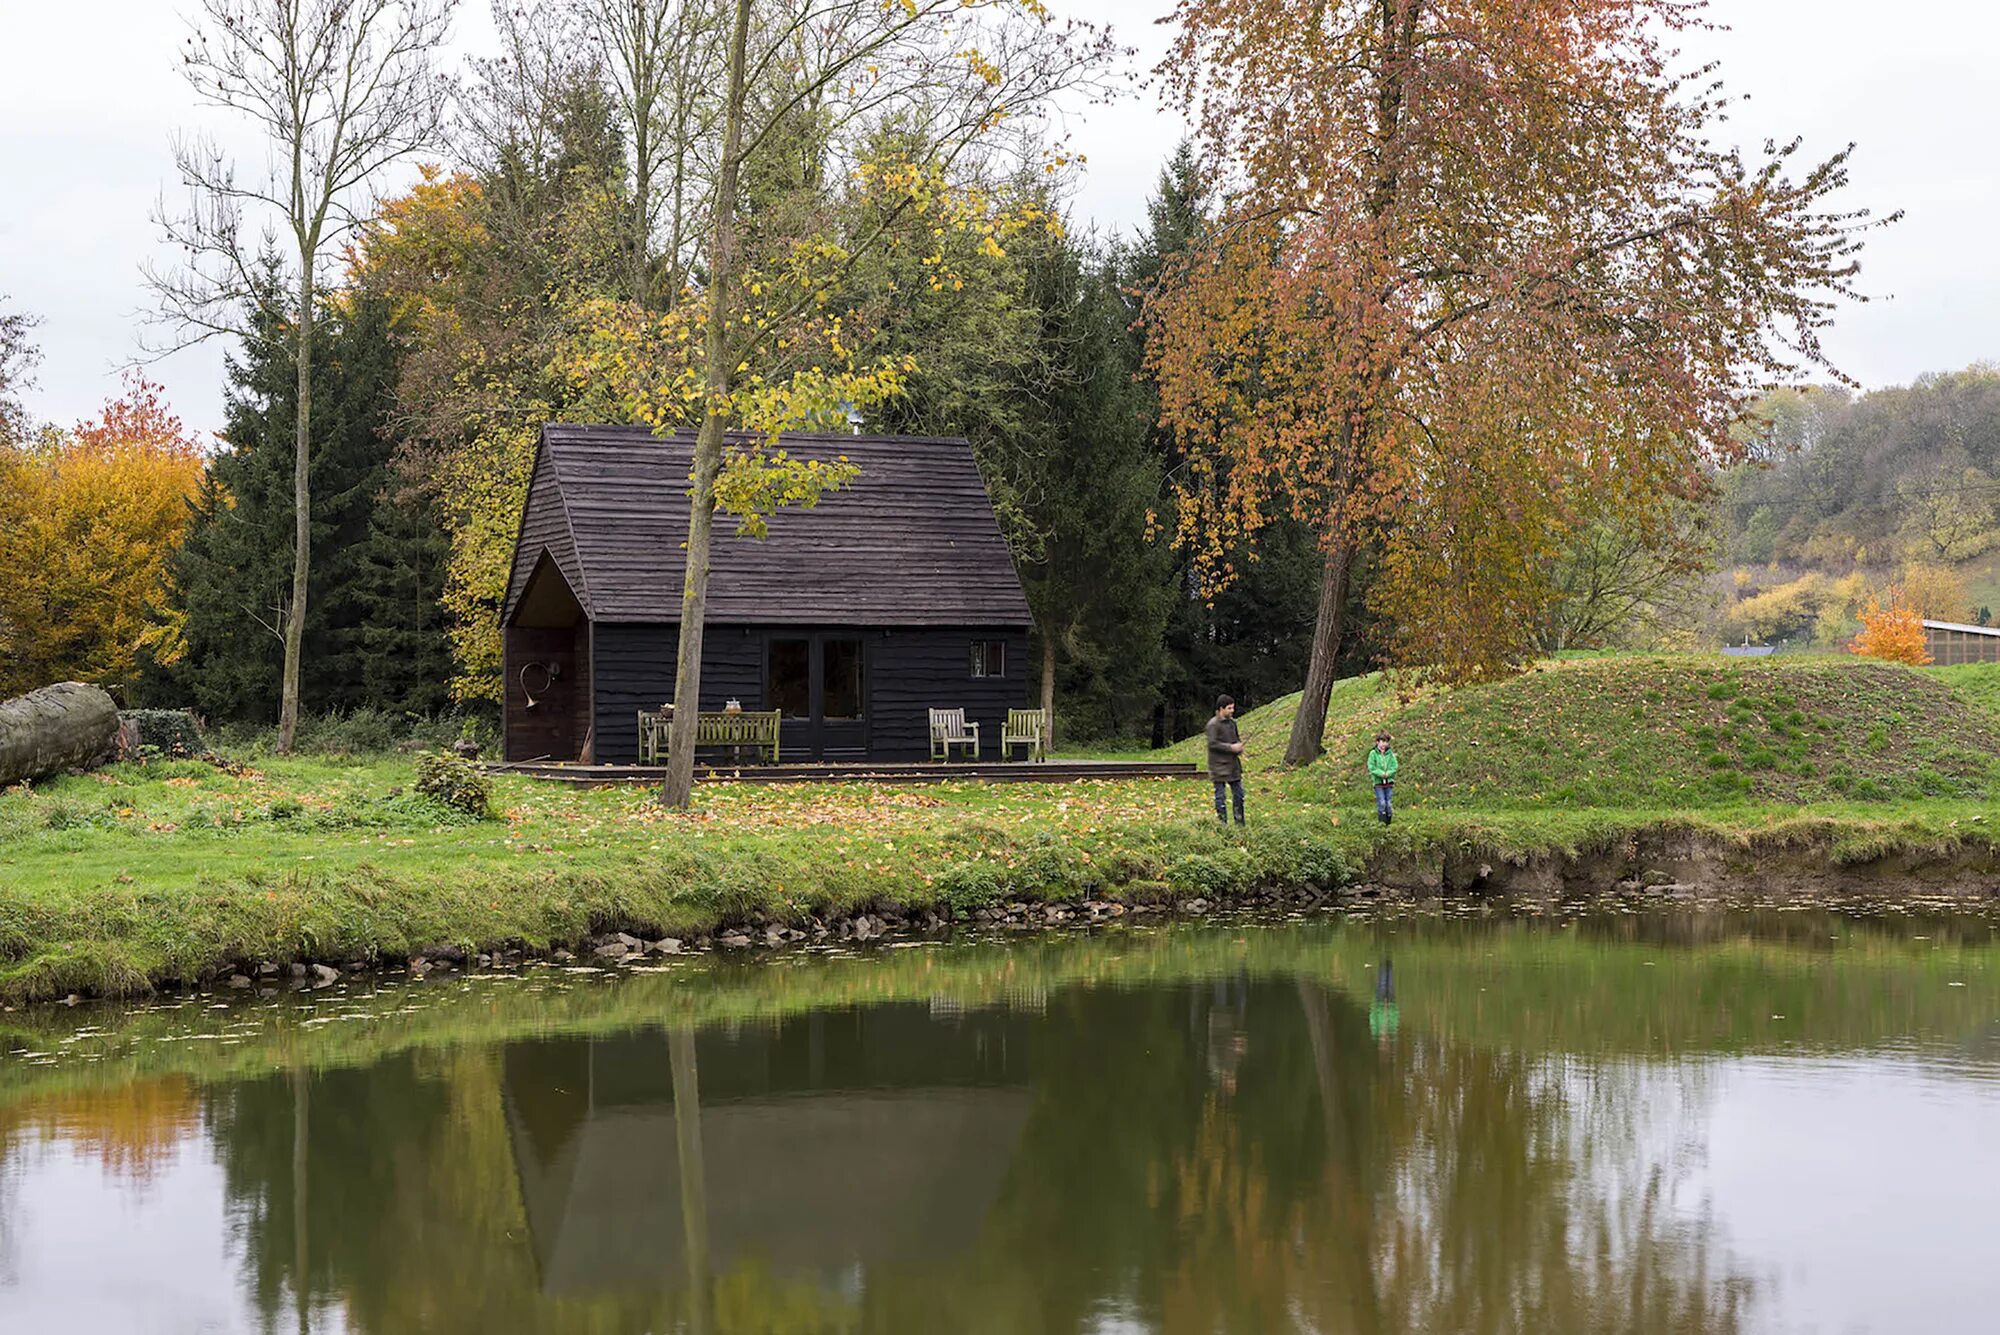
413, 752, 493, 819
118, 709, 211, 760
1850, 597, 1931, 666
297, 708, 403, 756
1165, 850, 1255, 898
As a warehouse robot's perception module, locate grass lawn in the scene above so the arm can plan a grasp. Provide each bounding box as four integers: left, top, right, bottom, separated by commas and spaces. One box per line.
4, 654, 2000, 1003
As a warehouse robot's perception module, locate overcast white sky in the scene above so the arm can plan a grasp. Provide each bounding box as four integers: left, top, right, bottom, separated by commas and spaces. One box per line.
1, 1, 1995, 440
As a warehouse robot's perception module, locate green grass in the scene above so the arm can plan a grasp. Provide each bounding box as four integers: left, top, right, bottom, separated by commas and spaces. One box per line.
4, 653, 2000, 1004
1298, 656, 2000, 812
3, 910, 1996, 1114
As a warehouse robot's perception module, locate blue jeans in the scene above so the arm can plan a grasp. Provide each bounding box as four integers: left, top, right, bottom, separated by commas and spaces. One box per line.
1375, 783, 1394, 819
1213, 779, 1245, 823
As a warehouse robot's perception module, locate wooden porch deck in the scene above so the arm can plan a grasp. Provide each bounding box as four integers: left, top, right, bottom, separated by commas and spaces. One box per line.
485, 758, 1204, 787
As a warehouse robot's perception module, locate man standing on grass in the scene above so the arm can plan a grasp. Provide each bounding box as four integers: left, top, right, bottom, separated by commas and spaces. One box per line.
1207, 695, 1246, 825
1368, 732, 1399, 825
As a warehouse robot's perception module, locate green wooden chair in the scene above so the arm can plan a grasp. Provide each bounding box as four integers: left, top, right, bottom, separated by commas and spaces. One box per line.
929, 707, 980, 761
1002, 707, 1049, 762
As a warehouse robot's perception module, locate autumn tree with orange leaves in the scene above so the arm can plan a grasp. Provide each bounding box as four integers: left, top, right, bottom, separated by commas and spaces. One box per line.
1849, 597, 1931, 666
1147, 0, 1888, 765
0, 377, 205, 698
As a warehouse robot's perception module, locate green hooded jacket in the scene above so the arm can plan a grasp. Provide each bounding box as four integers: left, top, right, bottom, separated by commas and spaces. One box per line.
1367, 746, 1399, 783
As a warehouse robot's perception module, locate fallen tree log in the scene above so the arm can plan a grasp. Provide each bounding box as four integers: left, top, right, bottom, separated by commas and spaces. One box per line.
0, 682, 121, 786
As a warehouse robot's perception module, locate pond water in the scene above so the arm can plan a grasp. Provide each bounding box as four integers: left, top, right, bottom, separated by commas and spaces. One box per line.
3, 908, 2000, 1333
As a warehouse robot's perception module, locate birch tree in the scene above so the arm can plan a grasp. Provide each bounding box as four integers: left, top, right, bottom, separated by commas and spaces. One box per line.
146, 0, 453, 751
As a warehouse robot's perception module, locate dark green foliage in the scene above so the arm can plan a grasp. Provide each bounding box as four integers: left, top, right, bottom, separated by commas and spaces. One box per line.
205, 708, 484, 758
154, 293, 452, 723
412, 751, 492, 819
118, 709, 210, 760
1005, 222, 1175, 741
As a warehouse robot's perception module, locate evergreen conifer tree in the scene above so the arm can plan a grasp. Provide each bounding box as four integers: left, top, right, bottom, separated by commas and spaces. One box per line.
157, 292, 451, 721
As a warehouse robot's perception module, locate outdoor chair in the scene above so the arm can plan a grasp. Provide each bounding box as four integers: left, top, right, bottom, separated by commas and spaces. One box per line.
929, 707, 981, 761
1002, 707, 1049, 762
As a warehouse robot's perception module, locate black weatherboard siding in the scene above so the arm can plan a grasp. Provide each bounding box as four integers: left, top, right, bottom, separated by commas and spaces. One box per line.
502, 426, 1033, 763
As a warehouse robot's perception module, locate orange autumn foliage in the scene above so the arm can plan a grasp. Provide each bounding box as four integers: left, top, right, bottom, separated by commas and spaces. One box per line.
1848, 596, 1931, 666
0, 376, 205, 697
1147, 0, 1882, 703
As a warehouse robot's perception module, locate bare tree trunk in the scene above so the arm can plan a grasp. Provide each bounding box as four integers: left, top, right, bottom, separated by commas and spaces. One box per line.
1283, 541, 1353, 767
1040, 625, 1056, 750
277, 271, 314, 754
660, 0, 751, 808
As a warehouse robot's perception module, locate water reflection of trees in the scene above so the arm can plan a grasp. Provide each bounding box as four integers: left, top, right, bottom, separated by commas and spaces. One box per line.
191, 978, 1751, 1334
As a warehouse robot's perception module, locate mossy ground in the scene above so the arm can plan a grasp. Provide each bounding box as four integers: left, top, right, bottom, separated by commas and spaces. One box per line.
4, 655, 1999, 1004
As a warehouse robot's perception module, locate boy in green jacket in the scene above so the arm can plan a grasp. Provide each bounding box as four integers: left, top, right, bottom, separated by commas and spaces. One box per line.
1367, 732, 1399, 824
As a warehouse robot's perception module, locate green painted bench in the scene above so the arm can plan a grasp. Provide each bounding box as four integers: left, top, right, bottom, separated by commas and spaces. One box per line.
638, 709, 781, 765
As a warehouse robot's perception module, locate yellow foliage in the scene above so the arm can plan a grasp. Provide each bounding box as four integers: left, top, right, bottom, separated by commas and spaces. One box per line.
0, 377, 204, 698
1893, 561, 1973, 623
1721, 573, 1827, 644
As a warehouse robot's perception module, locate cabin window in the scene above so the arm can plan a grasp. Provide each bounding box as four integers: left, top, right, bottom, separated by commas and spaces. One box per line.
822, 638, 864, 720
969, 640, 1006, 678
769, 638, 811, 718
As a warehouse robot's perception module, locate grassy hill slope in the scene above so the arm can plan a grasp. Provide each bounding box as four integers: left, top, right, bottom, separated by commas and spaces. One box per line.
1169, 657, 2000, 813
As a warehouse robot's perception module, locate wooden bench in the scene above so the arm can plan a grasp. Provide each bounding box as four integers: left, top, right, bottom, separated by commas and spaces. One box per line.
929, 707, 980, 761
638, 709, 782, 765
1002, 707, 1049, 762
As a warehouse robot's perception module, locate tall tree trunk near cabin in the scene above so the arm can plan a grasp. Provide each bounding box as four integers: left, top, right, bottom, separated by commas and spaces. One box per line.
670, 1027, 712, 1335
1040, 627, 1057, 752
277, 270, 314, 754
659, 0, 751, 808
1283, 541, 1353, 767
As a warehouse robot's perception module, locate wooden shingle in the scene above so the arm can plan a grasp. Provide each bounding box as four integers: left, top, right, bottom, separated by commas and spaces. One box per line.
501, 425, 1032, 628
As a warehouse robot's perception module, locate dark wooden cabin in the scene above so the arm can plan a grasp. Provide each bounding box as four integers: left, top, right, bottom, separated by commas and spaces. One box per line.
500, 425, 1032, 765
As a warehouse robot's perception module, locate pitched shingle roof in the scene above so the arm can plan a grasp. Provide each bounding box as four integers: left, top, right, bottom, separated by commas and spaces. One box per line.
502, 425, 1032, 627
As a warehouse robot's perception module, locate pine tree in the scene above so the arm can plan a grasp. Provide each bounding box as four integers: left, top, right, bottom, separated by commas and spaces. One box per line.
156, 293, 451, 721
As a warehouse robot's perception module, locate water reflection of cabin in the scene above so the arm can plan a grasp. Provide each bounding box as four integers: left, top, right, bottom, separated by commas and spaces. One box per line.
500, 425, 1033, 764
500, 1006, 1033, 1296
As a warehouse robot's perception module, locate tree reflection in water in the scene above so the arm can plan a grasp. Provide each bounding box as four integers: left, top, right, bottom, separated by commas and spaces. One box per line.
179, 970, 1750, 1334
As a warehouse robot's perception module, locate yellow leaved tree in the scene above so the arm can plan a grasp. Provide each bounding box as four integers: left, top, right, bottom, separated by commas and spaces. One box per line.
0, 377, 205, 698
1849, 595, 1931, 666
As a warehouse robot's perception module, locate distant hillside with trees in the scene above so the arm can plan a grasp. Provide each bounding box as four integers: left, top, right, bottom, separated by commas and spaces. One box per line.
1717, 367, 2000, 646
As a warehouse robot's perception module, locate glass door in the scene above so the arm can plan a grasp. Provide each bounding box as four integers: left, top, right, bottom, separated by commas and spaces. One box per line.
763, 633, 868, 760
817, 637, 867, 760
767, 636, 812, 760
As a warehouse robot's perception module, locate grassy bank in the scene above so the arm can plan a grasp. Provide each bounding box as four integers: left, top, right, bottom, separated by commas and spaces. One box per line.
3, 655, 2000, 1003
4, 909, 1996, 1113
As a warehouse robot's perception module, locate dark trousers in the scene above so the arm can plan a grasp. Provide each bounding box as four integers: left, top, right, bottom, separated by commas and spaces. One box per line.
1213, 779, 1245, 824
1375, 783, 1394, 820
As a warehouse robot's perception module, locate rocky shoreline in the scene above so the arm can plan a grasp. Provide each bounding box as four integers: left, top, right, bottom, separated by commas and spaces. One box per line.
15, 821, 2000, 1009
